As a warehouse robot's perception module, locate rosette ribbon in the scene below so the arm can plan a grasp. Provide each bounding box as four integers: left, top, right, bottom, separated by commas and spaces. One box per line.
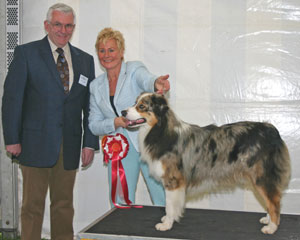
102, 133, 142, 209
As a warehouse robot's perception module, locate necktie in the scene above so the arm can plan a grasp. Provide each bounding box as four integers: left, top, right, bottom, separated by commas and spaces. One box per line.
56, 48, 69, 94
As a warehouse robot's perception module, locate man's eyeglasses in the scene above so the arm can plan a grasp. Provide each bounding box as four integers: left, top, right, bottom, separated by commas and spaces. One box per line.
50, 22, 75, 32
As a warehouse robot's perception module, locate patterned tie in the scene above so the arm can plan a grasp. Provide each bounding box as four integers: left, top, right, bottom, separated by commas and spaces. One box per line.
56, 48, 69, 94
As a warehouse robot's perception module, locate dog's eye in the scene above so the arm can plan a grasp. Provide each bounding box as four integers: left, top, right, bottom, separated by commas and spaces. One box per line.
138, 104, 145, 110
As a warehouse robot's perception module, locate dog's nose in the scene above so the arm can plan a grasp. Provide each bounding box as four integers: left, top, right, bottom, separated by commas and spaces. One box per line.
121, 110, 127, 117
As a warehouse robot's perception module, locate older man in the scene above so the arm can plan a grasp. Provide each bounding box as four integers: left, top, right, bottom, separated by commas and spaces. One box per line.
2, 3, 99, 240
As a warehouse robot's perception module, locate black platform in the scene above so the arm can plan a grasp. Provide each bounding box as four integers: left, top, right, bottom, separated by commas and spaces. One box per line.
77, 206, 300, 240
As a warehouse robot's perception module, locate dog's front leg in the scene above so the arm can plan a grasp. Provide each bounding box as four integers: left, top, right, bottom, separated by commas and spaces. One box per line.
155, 187, 185, 231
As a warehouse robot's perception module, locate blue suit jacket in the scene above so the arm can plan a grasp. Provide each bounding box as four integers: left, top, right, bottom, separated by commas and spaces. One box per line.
2, 36, 99, 170
88, 61, 157, 151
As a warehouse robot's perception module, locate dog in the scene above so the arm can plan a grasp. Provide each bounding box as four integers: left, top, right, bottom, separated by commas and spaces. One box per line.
121, 92, 291, 234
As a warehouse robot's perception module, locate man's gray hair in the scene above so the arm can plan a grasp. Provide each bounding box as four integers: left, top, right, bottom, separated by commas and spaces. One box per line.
46, 3, 76, 24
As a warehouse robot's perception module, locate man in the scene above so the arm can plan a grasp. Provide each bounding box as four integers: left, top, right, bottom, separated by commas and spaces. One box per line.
2, 3, 99, 240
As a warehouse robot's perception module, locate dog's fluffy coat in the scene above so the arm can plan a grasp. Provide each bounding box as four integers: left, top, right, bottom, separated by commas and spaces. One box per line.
122, 92, 291, 234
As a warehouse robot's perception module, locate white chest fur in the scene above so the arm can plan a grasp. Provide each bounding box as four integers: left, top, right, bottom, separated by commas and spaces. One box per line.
138, 126, 164, 181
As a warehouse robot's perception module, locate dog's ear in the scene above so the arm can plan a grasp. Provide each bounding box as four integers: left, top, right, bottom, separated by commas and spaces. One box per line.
151, 95, 169, 126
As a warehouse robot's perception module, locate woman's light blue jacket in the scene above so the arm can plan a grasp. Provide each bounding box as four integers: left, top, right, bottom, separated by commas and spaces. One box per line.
88, 61, 157, 151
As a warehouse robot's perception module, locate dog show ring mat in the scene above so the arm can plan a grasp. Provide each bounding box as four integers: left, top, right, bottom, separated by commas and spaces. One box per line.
77, 206, 300, 240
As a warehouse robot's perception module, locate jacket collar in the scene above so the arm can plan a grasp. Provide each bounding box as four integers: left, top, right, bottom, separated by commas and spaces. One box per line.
114, 61, 126, 100
98, 61, 127, 113
39, 36, 81, 98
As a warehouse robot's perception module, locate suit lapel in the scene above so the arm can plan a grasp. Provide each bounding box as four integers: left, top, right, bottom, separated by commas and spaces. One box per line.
69, 43, 93, 101
39, 37, 65, 93
98, 62, 126, 115
114, 61, 126, 103
98, 74, 112, 111
69, 43, 81, 97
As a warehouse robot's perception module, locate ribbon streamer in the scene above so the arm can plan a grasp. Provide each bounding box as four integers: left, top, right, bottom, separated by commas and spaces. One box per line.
102, 133, 142, 209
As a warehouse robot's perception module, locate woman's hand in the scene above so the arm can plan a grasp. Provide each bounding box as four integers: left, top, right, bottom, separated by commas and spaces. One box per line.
114, 116, 128, 128
154, 74, 170, 94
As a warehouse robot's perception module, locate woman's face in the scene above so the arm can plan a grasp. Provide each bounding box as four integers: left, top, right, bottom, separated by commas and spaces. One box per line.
97, 39, 124, 71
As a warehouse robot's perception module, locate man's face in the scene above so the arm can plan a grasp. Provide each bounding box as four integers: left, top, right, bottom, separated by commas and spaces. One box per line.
44, 10, 75, 48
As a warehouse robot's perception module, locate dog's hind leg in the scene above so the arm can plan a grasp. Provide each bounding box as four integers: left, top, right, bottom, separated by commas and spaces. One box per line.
255, 186, 281, 234
155, 187, 185, 231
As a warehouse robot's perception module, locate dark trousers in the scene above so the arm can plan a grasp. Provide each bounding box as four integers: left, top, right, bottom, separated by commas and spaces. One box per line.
20, 147, 76, 240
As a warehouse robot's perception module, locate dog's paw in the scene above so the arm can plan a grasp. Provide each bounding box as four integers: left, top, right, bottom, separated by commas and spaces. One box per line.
261, 222, 278, 234
259, 216, 269, 225
161, 215, 166, 223
155, 222, 173, 231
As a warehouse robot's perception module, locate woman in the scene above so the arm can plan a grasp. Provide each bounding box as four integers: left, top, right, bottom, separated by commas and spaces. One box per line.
89, 27, 170, 206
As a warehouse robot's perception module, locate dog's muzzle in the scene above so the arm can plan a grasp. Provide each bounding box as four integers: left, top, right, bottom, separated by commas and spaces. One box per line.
121, 110, 146, 127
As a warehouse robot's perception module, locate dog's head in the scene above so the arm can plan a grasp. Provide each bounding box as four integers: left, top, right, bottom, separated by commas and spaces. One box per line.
121, 92, 169, 128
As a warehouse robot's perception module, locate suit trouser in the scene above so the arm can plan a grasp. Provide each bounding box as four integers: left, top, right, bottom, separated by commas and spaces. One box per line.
20, 147, 76, 240
108, 130, 165, 207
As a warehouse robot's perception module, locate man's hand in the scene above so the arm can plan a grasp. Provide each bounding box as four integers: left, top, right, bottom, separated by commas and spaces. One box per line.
81, 147, 95, 167
6, 144, 22, 157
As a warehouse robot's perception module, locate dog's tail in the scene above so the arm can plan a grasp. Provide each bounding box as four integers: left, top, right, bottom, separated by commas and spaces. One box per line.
274, 141, 291, 191
253, 138, 291, 210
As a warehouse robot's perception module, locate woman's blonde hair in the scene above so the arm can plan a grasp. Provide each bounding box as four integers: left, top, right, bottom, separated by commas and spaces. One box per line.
95, 27, 125, 53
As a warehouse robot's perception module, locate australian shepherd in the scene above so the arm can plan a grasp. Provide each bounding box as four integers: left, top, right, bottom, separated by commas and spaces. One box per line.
121, 92, 291, 234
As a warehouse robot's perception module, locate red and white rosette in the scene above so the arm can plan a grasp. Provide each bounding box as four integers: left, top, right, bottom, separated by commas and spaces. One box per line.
102, 133, 141, 208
